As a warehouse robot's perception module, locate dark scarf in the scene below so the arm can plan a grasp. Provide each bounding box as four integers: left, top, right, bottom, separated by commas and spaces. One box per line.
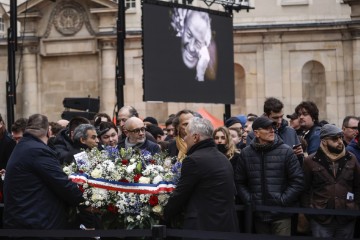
253, 139, 273, 152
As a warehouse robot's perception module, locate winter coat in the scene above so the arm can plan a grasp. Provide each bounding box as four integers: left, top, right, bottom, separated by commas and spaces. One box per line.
164, 138, 239, 233
3, 133, 83, 230
301, 148, 360, 224
119, 138, 160, 156
51, 128, 76, 164
303, 125, 321, 155
235, 135, 304, 222
346, 136, 360, 163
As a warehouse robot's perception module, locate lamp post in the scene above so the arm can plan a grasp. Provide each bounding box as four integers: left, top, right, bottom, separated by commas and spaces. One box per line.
116, 0, 126, 118
6, 0, 17, 130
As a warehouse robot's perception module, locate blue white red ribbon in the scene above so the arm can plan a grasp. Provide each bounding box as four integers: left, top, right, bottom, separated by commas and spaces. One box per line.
69, 173, 175, 194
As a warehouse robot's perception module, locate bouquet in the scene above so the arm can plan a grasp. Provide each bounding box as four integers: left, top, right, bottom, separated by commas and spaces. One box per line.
63, 146, 182, 229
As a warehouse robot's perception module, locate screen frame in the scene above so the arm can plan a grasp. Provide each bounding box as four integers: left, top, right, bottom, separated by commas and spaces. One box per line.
141, 0, 235, 104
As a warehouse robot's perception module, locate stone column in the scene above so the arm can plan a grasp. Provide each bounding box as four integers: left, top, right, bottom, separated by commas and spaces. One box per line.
22, 45, 39, 117
344, 0, 360, 114
99, 40, 117, 117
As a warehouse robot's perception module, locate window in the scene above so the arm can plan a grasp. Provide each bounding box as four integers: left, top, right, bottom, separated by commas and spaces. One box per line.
0, 17, 4, 32
281, 0, 309, 6
113, 0, 136, 11
126, 0, 136, 9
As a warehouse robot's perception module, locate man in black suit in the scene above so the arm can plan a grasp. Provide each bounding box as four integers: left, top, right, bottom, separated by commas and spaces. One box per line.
164, 117, 239, 235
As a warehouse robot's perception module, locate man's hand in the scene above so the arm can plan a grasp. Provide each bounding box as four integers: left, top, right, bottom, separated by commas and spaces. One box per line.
170, 8, 187, 37
196, 46, 210, 81
293, 145, 304, 156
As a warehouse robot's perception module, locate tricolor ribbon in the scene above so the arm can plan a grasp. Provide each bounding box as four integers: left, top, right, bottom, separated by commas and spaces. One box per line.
69, 173, 175, 194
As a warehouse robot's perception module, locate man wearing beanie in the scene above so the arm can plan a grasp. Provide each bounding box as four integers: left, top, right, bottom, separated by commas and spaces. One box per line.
235, 117, 304, 236
301, 124, 360, 238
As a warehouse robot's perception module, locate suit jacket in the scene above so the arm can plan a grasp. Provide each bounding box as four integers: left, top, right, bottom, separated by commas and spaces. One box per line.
164, 138, 239, 233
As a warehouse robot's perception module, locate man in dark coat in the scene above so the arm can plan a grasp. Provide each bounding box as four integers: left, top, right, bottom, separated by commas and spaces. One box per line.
51, 116, 90, 164
235, 117, 304, 236
0, 114, 16, 228
3, 114, 84, 233
295, 101, 321, 154
302, 124, 360, 239
164, 117, 239, 236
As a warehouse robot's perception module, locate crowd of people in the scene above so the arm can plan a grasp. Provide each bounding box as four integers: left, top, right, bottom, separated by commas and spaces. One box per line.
0, 97, 360, 239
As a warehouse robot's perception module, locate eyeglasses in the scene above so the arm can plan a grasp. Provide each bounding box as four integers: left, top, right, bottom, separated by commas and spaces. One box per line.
127, 127, 146, 134
345, 126, 358, 131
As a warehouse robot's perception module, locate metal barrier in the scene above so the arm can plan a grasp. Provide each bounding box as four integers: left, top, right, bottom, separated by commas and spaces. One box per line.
0, 204, 359, 239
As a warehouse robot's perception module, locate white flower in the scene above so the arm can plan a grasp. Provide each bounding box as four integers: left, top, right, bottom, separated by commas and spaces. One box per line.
63, 166, 72, 175
152, 205, 163, 214
129, 158, 136, 163
91, 188, 108, 202
127, 216, 134, 223
138, 176, 150, 184
157, 194, 169, 205
164, 159, 172, 168
157, 166, 164, 172
126, 163, 136, 173
152, 175, 163, 184
136, 215, 141, 220
91, 168, 102, 178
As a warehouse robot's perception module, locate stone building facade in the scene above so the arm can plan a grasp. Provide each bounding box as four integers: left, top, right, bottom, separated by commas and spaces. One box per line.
0, 0, 359, 125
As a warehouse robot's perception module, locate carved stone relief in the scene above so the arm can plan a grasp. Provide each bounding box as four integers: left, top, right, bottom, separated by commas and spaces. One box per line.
44, 1, 95, 38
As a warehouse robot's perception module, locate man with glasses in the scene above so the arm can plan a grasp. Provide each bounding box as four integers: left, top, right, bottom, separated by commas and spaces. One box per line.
246, 98, 303, 161
347, 121, 360, 162
235, 117, 304, 236
117, 106, 139, 138
301, 124, 360, 239
342, 116, 359, 147
120, 117, 160, 155
117, 105, 157, 144
295, 101, 321, 155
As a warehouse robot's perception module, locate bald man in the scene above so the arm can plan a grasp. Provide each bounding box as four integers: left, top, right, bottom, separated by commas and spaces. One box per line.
119, 117, 160, 155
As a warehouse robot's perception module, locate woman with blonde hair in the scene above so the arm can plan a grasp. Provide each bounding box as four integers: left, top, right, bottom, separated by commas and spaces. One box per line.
213, 126, 240, 172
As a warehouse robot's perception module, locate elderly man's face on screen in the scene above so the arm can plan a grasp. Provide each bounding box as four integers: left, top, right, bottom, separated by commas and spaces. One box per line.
181, 11, 209, 69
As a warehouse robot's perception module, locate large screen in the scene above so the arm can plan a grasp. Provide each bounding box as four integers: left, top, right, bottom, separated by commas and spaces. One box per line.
142, 0, 235, 104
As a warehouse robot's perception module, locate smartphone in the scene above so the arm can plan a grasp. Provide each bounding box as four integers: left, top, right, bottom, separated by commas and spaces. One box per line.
293, 143, 301, 149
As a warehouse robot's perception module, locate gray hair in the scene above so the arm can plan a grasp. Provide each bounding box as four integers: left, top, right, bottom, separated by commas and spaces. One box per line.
73, 124, 96, 143
187, 117, 213, 139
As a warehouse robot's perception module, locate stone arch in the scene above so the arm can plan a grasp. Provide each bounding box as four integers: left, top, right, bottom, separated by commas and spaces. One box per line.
232, 63, 246, 115
302, 60, 326, 120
